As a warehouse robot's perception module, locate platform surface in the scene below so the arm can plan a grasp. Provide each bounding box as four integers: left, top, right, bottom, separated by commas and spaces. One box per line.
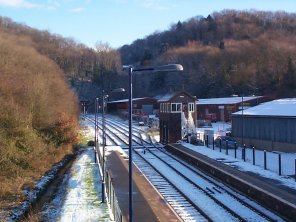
106, 151, 180, 222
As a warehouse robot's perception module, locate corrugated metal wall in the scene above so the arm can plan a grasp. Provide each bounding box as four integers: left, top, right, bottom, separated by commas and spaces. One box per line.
232, 116, 296, 144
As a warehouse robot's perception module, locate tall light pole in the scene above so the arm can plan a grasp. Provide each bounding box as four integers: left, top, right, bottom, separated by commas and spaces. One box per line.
123, 64, 183, 222
102, 90, 106, 203
101, 88, 125, 203
241, 95, 244, 146
94, 98, 99, 163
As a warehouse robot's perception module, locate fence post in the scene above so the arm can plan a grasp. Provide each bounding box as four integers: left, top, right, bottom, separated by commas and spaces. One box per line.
264, 150, 267, 170
243, 144, 246, 162
234, 143, 237, 158
212, 137, 215, 150
226, 141, 228, 155
112, 186, 115, 217
203, 134, 206, 144
295, 159, 296, 181
219, 139, 222, 152
252, 146, 255, 165
206, 135, 209, 147
278, 153, 282, 176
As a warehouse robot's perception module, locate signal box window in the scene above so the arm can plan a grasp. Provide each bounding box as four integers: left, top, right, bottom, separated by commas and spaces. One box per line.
188, 103, 195, 112
171, 103, 182, 113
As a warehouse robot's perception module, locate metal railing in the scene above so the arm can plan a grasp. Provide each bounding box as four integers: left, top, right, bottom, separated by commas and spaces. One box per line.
202, 136, 296, 177
105, 171, 124, 222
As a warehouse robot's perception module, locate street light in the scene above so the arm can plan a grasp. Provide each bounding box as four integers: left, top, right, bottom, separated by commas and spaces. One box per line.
94, 97, 99, 163
123, 64, 183, 222
101, 90, 107, 203
101, 88, 125, 203
241, 95, 244, 146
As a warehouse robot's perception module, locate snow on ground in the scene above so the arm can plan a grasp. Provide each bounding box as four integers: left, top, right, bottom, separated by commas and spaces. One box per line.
57, 148, 109, 222
196, 122, 231, 140
182, 143, 296, 190
196, 121, 296, 173
80, 118, 95, 142
42, 148, 110, 222
41, 118, 111, 221
197, 96, 262, 105
4, 156, 73, 221
233, 98, 296, 116
83, 114, 296, 216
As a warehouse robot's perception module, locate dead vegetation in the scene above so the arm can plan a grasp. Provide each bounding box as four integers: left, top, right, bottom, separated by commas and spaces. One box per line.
0, 31, 79, 212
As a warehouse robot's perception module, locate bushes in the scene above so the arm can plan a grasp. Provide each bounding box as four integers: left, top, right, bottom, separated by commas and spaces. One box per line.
0, 31, 79, 202
41, 112, 79, 147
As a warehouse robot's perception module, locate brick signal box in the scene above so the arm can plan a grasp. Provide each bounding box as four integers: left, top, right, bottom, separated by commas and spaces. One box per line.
158, 91, 196, 144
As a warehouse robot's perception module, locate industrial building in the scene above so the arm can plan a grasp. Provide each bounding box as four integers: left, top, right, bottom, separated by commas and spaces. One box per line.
232, 98, 296, 152
196, 96, 265, 122
106, 97, 158, 116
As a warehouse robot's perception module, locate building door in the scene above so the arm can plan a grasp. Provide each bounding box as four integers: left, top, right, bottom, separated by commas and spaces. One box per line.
142, 105, 153, 114
220, 108, 225, 122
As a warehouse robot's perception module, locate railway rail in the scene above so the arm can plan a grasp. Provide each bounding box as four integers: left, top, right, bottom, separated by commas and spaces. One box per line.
86, 115, 285, 221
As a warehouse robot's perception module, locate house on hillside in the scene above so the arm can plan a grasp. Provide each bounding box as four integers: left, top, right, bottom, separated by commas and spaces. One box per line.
196, 96, 266, 122
232, 99, 296, 152
157, 91, 196, 144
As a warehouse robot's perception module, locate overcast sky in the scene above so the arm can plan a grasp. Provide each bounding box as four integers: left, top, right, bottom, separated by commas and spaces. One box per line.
0, 0, 295, 48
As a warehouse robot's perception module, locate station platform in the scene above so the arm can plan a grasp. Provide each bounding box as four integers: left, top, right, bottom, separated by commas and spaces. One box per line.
166, 143, 296, 221
105, 150, 180, 222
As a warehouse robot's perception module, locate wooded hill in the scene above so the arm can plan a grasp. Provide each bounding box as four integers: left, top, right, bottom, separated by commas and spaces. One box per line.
3, 9, 295, 102
0, 18, 80, 211
120, 10, 296, 98
0, 17, 124, 102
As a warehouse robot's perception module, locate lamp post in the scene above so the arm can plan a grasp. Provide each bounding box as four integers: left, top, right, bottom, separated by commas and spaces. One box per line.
101, 90, 106, 203
123, 64, 183, 222
241, 95, 244, 147
101, 88, 125, 203
94, 98, 99, 163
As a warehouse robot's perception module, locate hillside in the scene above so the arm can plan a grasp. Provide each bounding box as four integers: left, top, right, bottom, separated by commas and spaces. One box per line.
120, 10, 296, 98
0, 17, 124, 107
0, 28, 79, 211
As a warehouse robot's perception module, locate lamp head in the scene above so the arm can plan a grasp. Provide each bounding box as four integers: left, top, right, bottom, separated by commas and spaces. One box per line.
112, 88, 125, 93
153, 64, 183, 72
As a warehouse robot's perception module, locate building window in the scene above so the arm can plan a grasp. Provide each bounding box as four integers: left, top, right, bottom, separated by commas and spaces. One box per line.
188, 103, 195, 112
171, 103, 182, 113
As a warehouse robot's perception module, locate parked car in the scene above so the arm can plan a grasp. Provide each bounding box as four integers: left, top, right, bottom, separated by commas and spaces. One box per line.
138, 121, 145, 126
214, 136, 237, 148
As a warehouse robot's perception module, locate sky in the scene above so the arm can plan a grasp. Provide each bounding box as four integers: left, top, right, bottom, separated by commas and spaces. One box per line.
0, 0, 295, 49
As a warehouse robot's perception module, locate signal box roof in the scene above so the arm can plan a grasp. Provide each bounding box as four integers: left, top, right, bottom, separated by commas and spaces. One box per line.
156, 91, 196, 102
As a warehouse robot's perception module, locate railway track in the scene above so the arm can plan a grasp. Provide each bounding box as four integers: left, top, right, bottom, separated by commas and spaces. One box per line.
86, 115, 284, 221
